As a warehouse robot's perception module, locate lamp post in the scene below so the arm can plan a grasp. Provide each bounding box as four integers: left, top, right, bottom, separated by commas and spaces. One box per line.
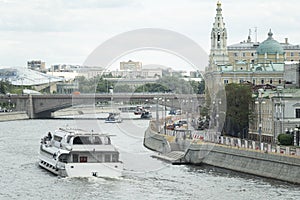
109, 86, 113, 107
48, 77, 51, 94
154, 97, 161, 132
256, 88, 265, 150
21, 77, 24, 95
294, 125, 300, 146
163, 98, 170, 135
180, 100, 186, 120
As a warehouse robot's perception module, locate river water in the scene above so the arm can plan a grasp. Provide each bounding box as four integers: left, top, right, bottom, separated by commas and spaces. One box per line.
0, 114, 299, 200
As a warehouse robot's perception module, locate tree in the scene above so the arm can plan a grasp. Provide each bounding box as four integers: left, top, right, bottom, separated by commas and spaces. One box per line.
277, 134, 293, 145
113, 84, 133, 93
223, 83, 253, 138
135, 83, 169, 93
0, 80, 15, 94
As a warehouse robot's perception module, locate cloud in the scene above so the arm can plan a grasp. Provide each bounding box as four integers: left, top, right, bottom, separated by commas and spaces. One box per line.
60, 0, 139, 9
0, 0, 300, 67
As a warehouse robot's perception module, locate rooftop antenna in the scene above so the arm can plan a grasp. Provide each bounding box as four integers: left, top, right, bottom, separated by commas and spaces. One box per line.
253, 27, 258, 43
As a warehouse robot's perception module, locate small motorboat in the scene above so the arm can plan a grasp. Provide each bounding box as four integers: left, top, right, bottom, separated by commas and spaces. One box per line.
141, 110, 152, 119
105, 112, 122, 123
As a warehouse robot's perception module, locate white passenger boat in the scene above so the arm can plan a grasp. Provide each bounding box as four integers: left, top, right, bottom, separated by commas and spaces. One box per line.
105, 112, 122, 123
39, 128, 123, 178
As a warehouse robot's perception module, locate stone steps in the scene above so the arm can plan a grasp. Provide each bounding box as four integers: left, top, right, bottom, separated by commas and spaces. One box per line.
151, 151, 186, 164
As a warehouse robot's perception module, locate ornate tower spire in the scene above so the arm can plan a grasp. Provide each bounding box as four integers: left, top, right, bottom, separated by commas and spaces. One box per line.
209, 1, 229, 68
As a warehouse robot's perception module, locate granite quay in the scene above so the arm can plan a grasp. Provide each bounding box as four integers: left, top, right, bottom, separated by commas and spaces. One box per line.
144, 121, 300, 184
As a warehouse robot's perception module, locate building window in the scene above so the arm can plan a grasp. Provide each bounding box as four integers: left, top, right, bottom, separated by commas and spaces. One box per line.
296, 109, 300, 118
251, 53, 254, 56
239, 79, 244, 83
242, 53, 246, 57
253, 79, 256, 84
279, 79, 282, 84
270, 79, 273, 84
234, 53, 238, 57
291, 52, 294, 57
224, 80, 229, 84
261, 79, 264, 84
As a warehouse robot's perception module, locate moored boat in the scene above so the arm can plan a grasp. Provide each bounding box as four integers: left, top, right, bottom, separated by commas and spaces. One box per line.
39, 128, 123, 178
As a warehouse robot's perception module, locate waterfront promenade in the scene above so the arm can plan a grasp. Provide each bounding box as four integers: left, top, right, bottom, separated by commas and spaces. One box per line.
144, 120, 300, 184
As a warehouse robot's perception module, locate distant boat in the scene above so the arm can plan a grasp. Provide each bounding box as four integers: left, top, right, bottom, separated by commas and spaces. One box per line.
39, 128, 123, 178
134, 106, 144, 115
105, 112, 122, 123
141, 110, 152, 119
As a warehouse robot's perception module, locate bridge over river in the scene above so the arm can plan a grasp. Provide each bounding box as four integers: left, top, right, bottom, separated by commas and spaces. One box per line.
0, 93, 204, 118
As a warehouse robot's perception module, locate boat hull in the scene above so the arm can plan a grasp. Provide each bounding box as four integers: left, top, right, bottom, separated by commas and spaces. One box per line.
65, 162, 123, 178
39, 156, 123, 178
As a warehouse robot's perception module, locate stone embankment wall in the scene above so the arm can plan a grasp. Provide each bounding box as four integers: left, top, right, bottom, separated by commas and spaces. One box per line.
185, 143, 300, 184
144, 122, 300, 184
143, 124, 171, 153
143, 122, 191, 153
0, 112, 29, 122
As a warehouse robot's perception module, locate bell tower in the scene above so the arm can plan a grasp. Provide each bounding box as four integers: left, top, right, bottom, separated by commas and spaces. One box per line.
209, 1, 229, 68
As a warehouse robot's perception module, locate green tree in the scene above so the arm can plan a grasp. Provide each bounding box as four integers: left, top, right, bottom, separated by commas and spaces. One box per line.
223, 83, 253, 138
135, 83, 169, 93
277, 134, 293, 145
96, 77, 113, 93
0, 80, 14, 94
113, 84, 133, 93
198, 80, 205, 94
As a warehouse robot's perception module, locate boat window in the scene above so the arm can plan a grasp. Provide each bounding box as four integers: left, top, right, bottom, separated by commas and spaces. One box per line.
97, 155, 103, 162
59, 154, 69, 163
94, 136, 102, 144
104, 154, 111, 162
73, 136, 92, 144
53, 135, 62, 142
67, 136, 72, 143
73, 136, 103, 145
102, 137, 111, 145
112, 154, 118, 162
72, 154, 78, 163
80, 156, 88, 163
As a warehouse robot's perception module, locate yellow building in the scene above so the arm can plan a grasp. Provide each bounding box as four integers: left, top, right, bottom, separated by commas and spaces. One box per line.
120, 60, 142, 71
204, 2, 298, 87
228, 36, 300, 65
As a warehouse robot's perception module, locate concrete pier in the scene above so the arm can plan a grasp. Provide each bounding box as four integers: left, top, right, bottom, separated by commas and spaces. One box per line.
0, 112, 29, 122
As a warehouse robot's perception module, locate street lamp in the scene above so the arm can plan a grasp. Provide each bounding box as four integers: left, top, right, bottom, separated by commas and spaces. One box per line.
153, 97, 162, 132
162, 98, 170, 134
212, 99, 222, 132
109, 86, 114, 107
48, 77, 51, 94
294, 125, 300, 146
255, 88, 265, 150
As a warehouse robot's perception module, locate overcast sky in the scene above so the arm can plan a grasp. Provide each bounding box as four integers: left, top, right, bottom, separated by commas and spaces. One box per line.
0, 0, 299, 70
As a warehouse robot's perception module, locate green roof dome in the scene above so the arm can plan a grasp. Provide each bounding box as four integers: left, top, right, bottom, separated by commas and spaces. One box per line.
257, 30, 284, 55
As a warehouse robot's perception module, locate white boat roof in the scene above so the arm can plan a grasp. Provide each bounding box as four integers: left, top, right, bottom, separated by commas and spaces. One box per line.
71, 145, 117, 152
54, 128, 111, 137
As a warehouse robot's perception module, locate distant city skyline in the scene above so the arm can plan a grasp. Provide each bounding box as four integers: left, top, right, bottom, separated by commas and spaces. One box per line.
0, 0, 299, 70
